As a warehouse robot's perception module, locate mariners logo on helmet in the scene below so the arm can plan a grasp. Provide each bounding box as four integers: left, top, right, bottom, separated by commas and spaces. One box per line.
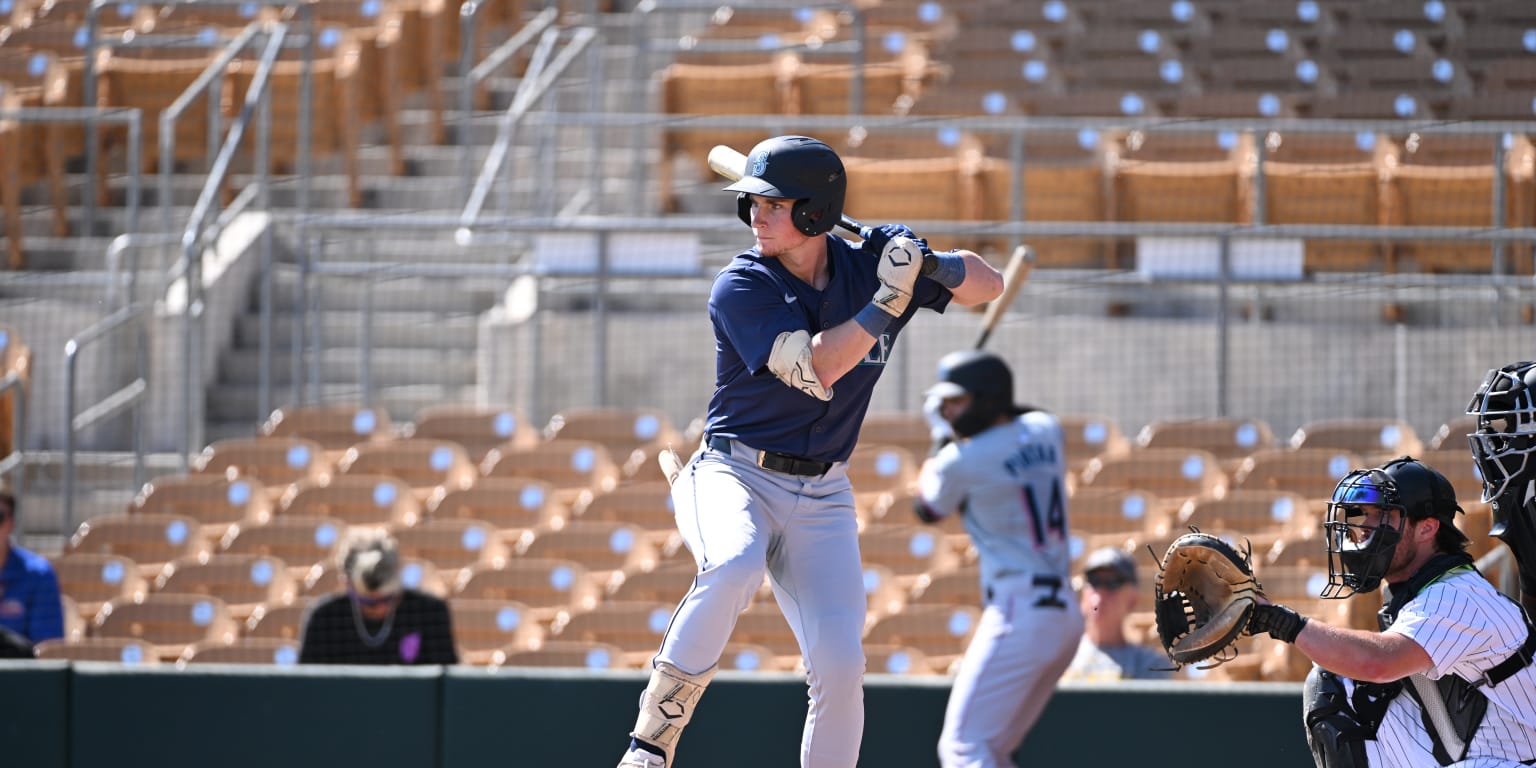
749, 150, 769, 178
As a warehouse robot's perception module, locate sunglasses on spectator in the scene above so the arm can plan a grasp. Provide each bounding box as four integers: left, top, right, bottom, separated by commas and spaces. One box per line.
350, 589, 399, 609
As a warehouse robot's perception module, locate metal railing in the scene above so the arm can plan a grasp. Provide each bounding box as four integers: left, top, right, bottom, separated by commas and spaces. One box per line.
62, 302, 149, 532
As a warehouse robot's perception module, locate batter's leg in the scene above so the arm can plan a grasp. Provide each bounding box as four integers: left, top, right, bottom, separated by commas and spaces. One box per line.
766, 473, 866, 768
938, 587, 1083, 768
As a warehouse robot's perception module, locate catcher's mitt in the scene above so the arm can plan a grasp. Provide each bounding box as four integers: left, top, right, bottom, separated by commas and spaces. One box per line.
1152, 530, 1265, 668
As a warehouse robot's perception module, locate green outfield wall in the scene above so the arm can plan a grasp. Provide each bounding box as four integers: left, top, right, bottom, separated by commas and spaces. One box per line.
0, 662, 1310, 767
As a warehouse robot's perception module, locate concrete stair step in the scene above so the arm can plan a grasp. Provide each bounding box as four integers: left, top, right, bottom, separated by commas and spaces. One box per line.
215, 346, 478, 388
205, 383, 478, 425
232, 311, 482, 349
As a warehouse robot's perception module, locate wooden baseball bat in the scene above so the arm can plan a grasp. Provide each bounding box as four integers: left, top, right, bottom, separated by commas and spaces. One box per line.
708, 144, 936, 274
974, 244, 1035, 350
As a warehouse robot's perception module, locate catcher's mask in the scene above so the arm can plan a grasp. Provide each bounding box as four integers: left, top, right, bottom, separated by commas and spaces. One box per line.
1323, 457, 1465, 598
924, 350, 1028, 438
724, 135, 846, 237
1466, 360, 1536, 538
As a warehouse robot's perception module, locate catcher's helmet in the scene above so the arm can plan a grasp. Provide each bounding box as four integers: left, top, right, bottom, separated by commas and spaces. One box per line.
1467, 361, 1536, 539
1323, 456, 1466, 597
925, 350, 1029, 438
724, 135, 846, 237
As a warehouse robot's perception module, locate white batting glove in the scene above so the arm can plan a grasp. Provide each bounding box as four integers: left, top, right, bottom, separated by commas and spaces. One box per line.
872, 236, 924, 317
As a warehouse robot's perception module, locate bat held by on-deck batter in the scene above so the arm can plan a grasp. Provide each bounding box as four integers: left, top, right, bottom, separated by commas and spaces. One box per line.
708, 144, 937, 275
974, 244, 1035, 350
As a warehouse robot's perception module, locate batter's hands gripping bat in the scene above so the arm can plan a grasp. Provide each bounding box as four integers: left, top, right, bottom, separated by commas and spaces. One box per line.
708, 144, 937, 275
658, 445, 684, 486
974, 244, 1035, 350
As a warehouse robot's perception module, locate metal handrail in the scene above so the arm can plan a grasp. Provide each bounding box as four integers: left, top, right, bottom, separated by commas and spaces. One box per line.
458, 26, 596, 233
457, 6, 560, 204
62, 303, 150, 533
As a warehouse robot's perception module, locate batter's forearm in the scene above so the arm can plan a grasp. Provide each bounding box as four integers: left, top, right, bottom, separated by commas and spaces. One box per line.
943, 250, 1003, 307
810, 320, 878, 388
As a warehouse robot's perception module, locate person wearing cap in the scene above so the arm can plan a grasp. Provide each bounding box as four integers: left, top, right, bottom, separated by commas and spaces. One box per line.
1247, 456, 1536, 768
298, 528, 458, 665
0, 481, 63, 657
914, 350, 1083, 768
1062, 547, 1173, 682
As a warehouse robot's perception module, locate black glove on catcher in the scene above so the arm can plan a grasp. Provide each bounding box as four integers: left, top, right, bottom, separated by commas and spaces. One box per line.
1249, 602, 1309, 643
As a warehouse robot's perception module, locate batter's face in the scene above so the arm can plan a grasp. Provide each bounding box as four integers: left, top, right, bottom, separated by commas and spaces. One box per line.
746, 194, 812, 257
938, 394, 973, 423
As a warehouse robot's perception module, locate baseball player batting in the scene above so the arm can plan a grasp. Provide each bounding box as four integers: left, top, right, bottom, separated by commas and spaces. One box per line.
914, 351, 1082, 768
614, 135, 1003, 768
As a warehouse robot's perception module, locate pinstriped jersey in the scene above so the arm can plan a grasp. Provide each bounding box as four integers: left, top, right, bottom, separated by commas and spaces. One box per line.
918, 411, 1071, 591
1386, 568, 1536, 762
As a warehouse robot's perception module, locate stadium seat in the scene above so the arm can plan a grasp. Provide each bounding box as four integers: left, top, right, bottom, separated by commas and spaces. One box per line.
455, 558, 603, 624
569, 480, 676, 536
261, 404, 394, 455
152, 553, 298, 622
1428, 414, 1480, 450
407, 405, 541, 463
841, 153, 973, 231
656, 57, 796, 210
0, 50, 69, 242
856, 412, 932, 459
425, 477, 561, 535
1254, 564, 1332, 603
511, 520, 663, 577
1135, 418, 1278, 474
544, 407, 685, 470
66, 513, 211, 579
603, 560, 695, 605
904, 564, 981, 609
94, 593, 240, 661
1058, 414, 1132, 474
863, 604, 979, 666
1383, 133, 1536, 274
1231, 448, 1363, 501
244, 598, 313, 642
720, 641, 798, 672
1078, 448, 1229, 505
177, 637, 300, 666
858, 524, 965, 586
449, 598, 547, 665
1251, 157, 1388, 273
35, 637, 162, 665
192, 436, 333, 498
128, 473, 274, 540
975, 151, 1110, 267
0, 325, 30, 461
96, 46, 224, 174
277, 475, 423, 529
0, 99, 22, 270
1068, 486, 1168, 537
217, 516, 348, 579
1176, 490, 1319, 541
864, 643, 942, 676
52, 552, 149, 621
845, 444, 919, 499
1412, 448, 1484, 507
480, 439, 622, 506
786, 55, 927, 116
1287, 418, 1424, 464
729, 600, 804, 661
391, 518, 510, 576
547, 599, 676, 666
495, 639, 627, 670
335, 438, 478, 501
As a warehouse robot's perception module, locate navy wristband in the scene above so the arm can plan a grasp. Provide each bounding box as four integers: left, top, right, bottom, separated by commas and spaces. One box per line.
927, 251, 966, 289
854, 302, 894, 336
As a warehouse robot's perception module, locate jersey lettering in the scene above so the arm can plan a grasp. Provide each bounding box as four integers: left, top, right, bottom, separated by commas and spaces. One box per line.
1021, 478, 1067, 548
860, 333, 892, 366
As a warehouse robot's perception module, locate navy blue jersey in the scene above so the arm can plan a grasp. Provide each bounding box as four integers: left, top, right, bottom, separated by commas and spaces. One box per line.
705, 234, 952, 462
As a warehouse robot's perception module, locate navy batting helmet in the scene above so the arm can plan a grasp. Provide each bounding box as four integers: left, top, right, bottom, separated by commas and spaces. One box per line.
925, 351, 1029, 438
724, 135, 846, 237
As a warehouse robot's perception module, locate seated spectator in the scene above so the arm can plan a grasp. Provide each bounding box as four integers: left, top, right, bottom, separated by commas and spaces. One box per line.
299, 528, 458, 665
0, 482, 63, 657
1062, 547, 1173, 681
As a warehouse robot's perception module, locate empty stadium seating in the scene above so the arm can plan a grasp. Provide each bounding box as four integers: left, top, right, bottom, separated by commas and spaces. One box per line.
192, 436, 333, 497
278, 475, 423, 528
425, 477, 561, 535
94, 593, 240, 660
454, 557, 602, 624
407, 405, 541, 463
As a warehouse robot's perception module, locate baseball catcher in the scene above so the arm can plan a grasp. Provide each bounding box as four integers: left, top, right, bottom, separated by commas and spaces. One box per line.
1151, 530, 1267, 669
1466, 361, 1536, 618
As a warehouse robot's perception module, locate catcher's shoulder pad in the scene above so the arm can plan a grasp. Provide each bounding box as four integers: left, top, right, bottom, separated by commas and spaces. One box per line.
1152, 529, 1266, 668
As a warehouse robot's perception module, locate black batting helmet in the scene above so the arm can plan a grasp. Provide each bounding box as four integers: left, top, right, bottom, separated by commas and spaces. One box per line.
724, 135, 846, 236
925, 350, 1030, 438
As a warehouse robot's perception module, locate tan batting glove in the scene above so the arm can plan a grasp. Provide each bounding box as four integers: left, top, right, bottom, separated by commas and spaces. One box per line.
872, 236, 924, 317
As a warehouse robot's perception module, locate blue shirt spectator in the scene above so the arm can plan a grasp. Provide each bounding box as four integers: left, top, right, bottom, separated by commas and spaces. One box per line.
0, 485, 64, 648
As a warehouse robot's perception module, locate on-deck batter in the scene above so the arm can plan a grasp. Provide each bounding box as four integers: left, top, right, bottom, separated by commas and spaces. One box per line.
914, 350, 1083, 768
615, 135, 1003, 768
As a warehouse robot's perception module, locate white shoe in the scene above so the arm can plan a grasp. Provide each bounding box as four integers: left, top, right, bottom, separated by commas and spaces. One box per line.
617, 746, 665, 768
